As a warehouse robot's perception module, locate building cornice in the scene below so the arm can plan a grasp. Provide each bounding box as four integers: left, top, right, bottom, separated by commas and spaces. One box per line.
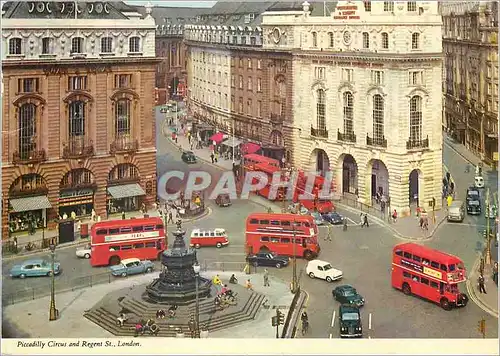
292, 51, 443, 63
185, 39, 292, 55
2, 57, 161, 70
2, 18, 155, 29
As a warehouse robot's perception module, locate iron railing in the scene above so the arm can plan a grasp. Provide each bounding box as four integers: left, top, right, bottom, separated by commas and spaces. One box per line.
109, 137, 139, 154
406, 136, 429, 150
12, 149, 47, 164
310, 127, 328, 138
337, 130, 356, 143
366, 135, 387, 148
62, 137, 94, 159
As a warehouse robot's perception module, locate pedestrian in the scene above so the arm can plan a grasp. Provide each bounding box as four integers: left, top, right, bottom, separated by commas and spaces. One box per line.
419, 216, 424, 229
343, 218, 348, 231
362, 214, 369, 228
359, 213, 364, 226
168, 210, 174, 223
210, 152, 215, 164
153, 201, 157, 211
214, 152, 219, 163
13, 236, 18, 254
190, 141, 194, 150
263, 269, 270, 287
121, 209, 126, 220
63, 212, 68, 220
70, 211, 77, 220
245, 279, 254, 290
478, 274, 487, 294
91, 209, 96, 222
325, 224, 332, 241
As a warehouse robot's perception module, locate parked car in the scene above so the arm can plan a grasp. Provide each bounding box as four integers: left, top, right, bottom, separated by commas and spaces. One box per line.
189, 228, 229, 248
247, 252, 290, 269
215, 193, 232, 207
310, 211, 326, 225
109, 258, 155, 277
181, 151, 197, 164
466, 187, 480, 202
322, 211, 344, 225
332, 285, 365, 307
306, 259, 343, 282
485, 205, 497, 219
76, 244, 91, 259
466, 199, 482, 215
339, 304, 363, 338
10, 259, 61, 279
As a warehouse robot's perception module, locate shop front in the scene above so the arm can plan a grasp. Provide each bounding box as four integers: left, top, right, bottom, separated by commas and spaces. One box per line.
107, 183, 146, 215
8, 195, 52, 235
58, 188, 95, 218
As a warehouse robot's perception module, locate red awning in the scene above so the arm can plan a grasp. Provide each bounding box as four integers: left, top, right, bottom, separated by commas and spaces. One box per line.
210, 132, 224, 144
242, 142, 261, 154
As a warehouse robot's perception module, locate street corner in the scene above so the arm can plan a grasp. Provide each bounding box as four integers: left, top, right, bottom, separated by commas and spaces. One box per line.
466, 257, 499, 319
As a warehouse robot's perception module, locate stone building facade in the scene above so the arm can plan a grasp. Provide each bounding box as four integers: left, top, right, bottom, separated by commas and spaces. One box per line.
441, 1, 498, 165
1, 1, 159, 239
261, 1, 444, 213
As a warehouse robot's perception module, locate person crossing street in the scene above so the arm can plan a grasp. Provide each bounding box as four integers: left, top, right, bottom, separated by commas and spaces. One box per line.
324, 224, 332, 241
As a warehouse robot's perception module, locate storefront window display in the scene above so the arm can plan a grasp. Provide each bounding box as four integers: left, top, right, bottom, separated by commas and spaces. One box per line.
107, 196, 140, 214
9, 210, 45, 234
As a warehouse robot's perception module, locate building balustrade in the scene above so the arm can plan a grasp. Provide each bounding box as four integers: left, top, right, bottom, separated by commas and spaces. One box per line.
12, 149, 47, 165
366, 135, 387, 148
109, 137, 139, 154
60, 181, 97, 191
337, 130, 356, 143
311, 126, 328, 138
406, 136, 429, 150
62, 137, 94, 159
107, 176, 140, 186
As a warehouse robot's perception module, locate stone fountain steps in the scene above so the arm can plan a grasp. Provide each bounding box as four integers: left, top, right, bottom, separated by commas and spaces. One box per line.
83, 292, 268, 337
119, 296, 216, 319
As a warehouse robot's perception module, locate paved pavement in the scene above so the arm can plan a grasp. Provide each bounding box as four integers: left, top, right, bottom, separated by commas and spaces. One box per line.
2, 270, 294, 338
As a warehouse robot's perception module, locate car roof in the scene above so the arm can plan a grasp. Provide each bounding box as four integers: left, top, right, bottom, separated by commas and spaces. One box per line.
22, 259, 46, 265
339, 304, 360, 313
184, 151, 194, 154
121, 258, 140, 264
308, 259, 329, 266
336, 284, 355, 290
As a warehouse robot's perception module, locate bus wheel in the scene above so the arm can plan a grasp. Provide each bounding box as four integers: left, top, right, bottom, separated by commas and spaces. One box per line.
440, 298, 452, 311
402, 283, 411, 295
109, 256, 120, 266
303, 251, 313, 260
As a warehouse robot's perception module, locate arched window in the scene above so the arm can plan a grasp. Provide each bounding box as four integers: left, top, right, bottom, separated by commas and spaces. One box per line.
312, 32, 318, 47
18, 104, 37, 158
372, 94, 384, 141
115, 99, 131, 136
108, 163, 139, 181
343, 92, 354, 134
328, 32, 334, 47
316, 89, 326, 130
9, 38, 22, 55
409, 96, 422, 142
69, 101, 85, 137
381, 32, 389, 49
362, 32, 370, 49
411, 33, 420, 49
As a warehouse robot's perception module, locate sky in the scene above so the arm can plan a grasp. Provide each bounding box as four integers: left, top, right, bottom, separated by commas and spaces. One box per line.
125, 1, 216, 7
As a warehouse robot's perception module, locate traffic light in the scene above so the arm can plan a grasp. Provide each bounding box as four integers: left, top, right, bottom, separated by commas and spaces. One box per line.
277, 309, 285, 325
478, 319, 485, 337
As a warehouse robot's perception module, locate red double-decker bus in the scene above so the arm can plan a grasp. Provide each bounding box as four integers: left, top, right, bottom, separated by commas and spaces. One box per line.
251, 163, 287, 201
243, 154, 280, 172
294, 171, 334, 213
391, 242, 468, 310
90, 217, 166, 267
245, 213, 320, 260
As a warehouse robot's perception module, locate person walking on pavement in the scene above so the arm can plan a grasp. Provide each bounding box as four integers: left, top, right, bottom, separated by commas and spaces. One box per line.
359, 213, 364, 226
478, 274, 487, 294
121, 209, 126, 220
343, 218, 348, 231
325, 224, 332, 241
263, 269, 270, 287
362, 214, 369, 228
210, 152, 215, 164
214, 152, 219, 163
168, 210, 174, 224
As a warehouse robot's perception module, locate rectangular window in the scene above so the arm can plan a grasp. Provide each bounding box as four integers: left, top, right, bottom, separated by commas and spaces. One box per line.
250, 37, 256, 45
411, 274, 420, 282
120, 227, 132, 233
42, 37, 53, 55
145, 242, 156, 248
101, 37, 113, 53
129, 37, 141, 53
257, 59, 262, 69
407, 1, 417, 11
239, 58, 243, 68
96, 229, 107, 235
231, 75, 235, 87
342, 68, 353, 82
248, 58, 252, 69
115, 74, 133, 88
412, 255, 421, 262
247, 99, 252, 115
430, 281, 439, 288
364, 1, 371, 11
17, 78, 39, 93
315, 67, 326, 80
260, 237, 269, 242
270, 237, 280, 243
420, 277, 429, 285
109, 228, 119, 234
257, 100, 262, 117
132, 226, 143, 232
144, 225, 154, 231
247, 77, 253, 91
238, 98, 243, 113
403, 271, 411, 278
249, 218, 258, 224
134, 243, 144, 249
395, 250, 403, 256
383, 1, 394, 11
68, 76, 88, 91
403, 252, 412, 259
440, 264, 448, 272
430, 261, 439, 269
281, 238, 290, 243
409, 71, 423, 86
371, 70, 384, 85
257, 78, 262, 92
239, 76, 243, 89
71, 37, 84, 54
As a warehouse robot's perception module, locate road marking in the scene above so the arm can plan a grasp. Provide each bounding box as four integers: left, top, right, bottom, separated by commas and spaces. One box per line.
329, 333, 333, 339
346, 217, 357, 224
368, 313, 372, 330
331, 310, 336, 327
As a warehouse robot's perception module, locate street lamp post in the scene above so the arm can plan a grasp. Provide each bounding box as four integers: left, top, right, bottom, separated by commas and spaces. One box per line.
193, 263, 201, 338
291, 220, 298, 294
232, 117, 235, 164
49, 238, 58, 321
485, 188, 492, 265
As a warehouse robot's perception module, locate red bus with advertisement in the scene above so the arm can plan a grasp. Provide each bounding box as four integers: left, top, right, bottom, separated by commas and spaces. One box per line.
294, 171, 334, 213
243, 154, 280, 172
90, 217, 166, 267
245, 213, 320, 260
391, 242, 468, 310
252, 163, 287, 201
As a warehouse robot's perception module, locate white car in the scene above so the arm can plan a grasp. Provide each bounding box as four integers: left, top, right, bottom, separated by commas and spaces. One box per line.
474, 176, 485, 188
306, 259, 343, 282
76, 245, 91, 259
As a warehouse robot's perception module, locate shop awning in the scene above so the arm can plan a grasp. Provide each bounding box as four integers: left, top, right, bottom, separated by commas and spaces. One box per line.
210, 132, 225, 144
10, 195, 52, 213
242, 142, 261, 155
222, 137, 243, 148
107, 184, 146, 199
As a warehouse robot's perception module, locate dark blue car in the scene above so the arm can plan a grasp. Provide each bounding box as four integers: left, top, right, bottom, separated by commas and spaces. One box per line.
322, 211, 344, 225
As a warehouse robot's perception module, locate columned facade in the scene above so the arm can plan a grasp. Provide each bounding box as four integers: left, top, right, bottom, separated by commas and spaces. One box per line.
262, 1, 444, 214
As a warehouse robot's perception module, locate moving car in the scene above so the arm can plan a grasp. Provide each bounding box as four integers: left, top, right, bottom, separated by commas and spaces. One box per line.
339, 304, 363, 338
322, 211, 344, 225
287, 203, 308, 215
181, 151, 197, 164
76, 244, 91, 259
247, 252, 290, 269
215, 193, 232, 207
466, 199, 481, 215
10, 259, 61, 278
466, 187, 480, 202
109, 258, 155, 277
189, 228, 229, 248
306, 259, 343, 282
332, 285, 365, 307
310, 211, 326, 225
447, 200, 465, 222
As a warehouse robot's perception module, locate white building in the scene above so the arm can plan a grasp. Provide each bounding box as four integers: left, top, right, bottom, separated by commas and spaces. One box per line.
261, 1, 444, 213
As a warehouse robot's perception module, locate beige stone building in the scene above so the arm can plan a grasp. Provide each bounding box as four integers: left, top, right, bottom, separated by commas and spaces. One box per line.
441, 1, 498, 165
1, 2, 159, 240
261, 1, 444, 214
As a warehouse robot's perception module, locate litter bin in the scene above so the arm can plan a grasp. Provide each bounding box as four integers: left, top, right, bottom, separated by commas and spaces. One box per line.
80, 223, 89, 239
